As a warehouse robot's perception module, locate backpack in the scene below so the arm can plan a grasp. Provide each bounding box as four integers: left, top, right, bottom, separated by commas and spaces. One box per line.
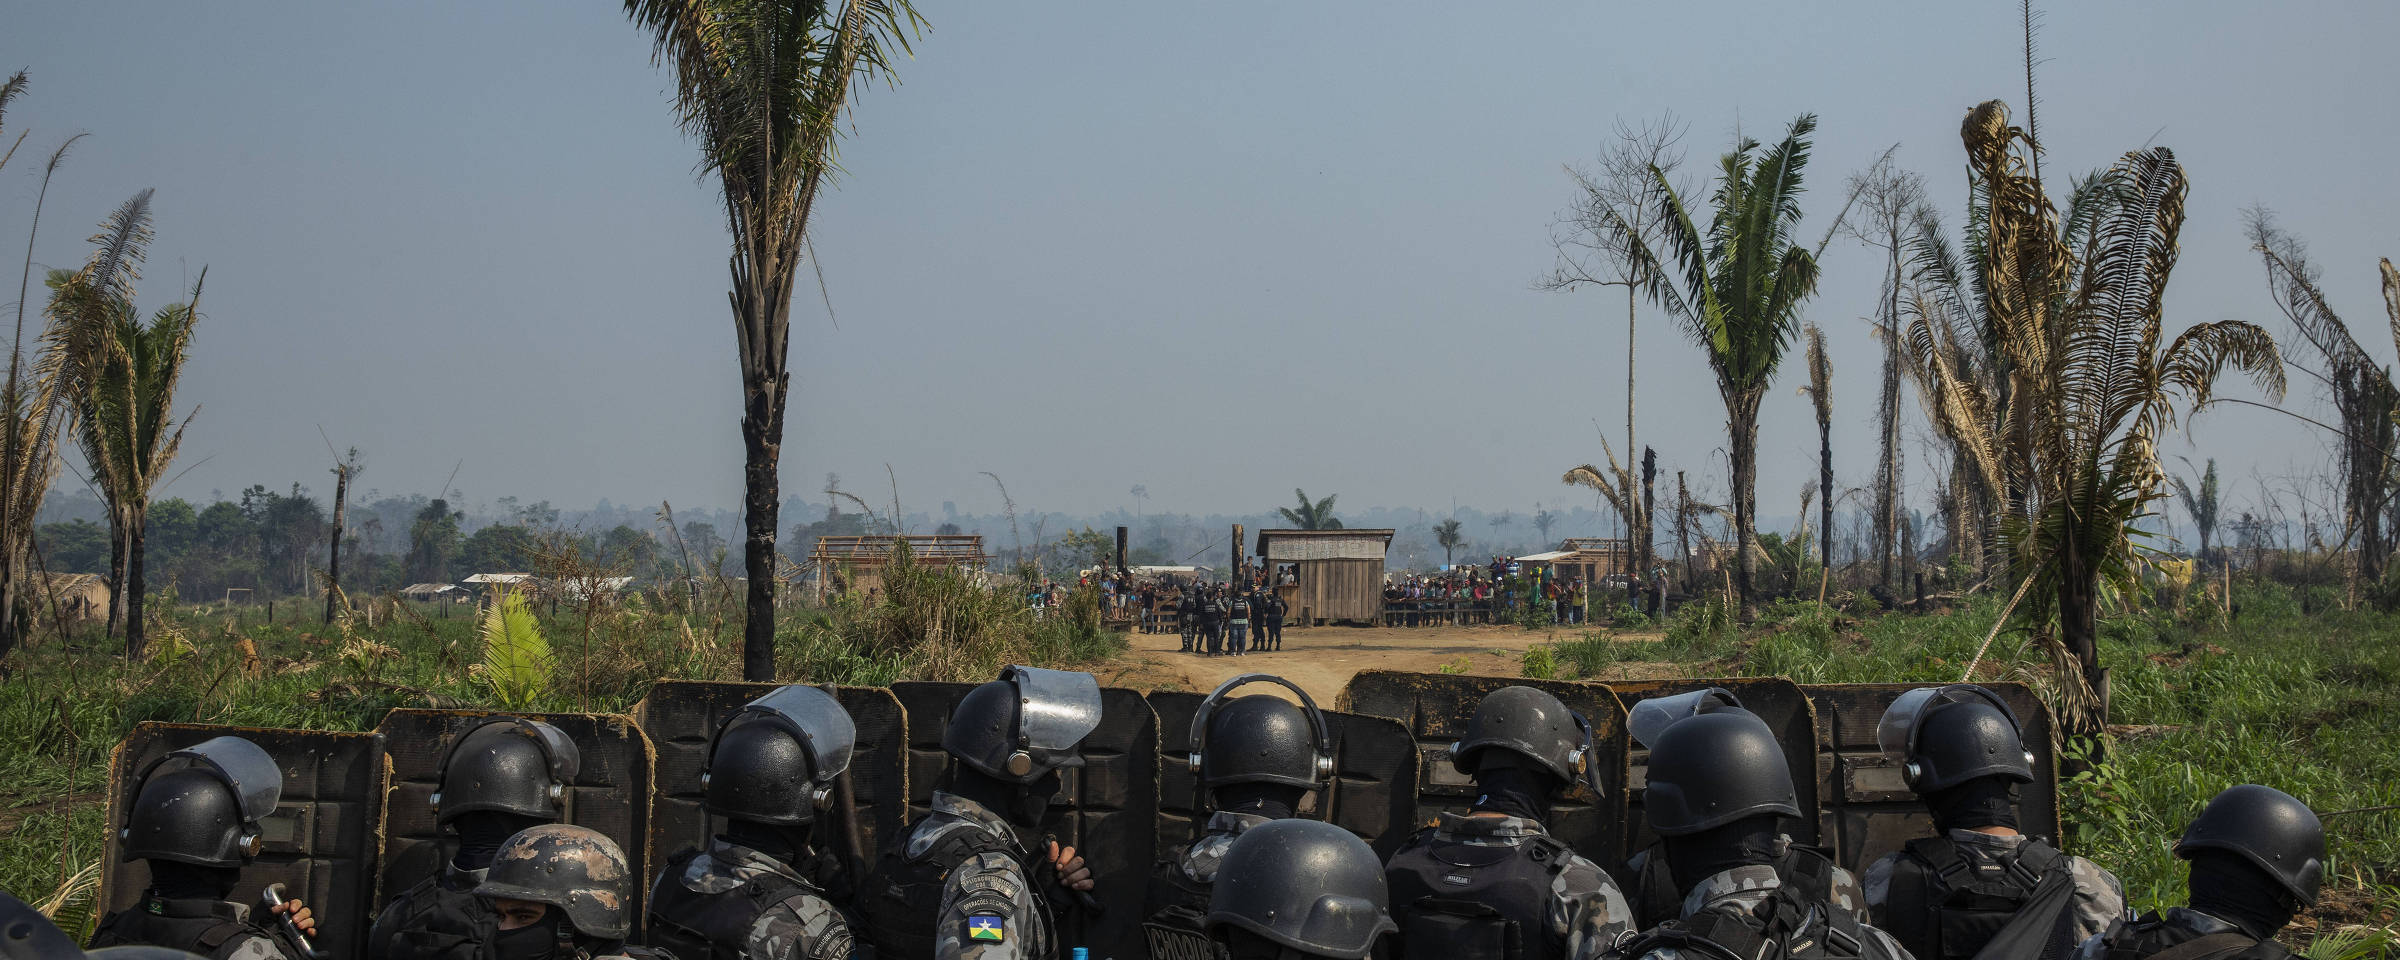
1615, 852, 1870, 960
1882, 836, 2081, 960
1385, 828, 1577, 960
861, 823, 1041, 960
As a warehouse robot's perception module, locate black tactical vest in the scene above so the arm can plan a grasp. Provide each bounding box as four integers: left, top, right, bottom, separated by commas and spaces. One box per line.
645, 850, 817, 960
1384, 828, 1575, 960
369, 868, 496, 960
1882, 836, 2072, 960
1141, 847, 1216, 960
2099, 915, 2290, 960
92, 898, 293, 960
1613, 851, 1876, 960
860, 823, 1049, 960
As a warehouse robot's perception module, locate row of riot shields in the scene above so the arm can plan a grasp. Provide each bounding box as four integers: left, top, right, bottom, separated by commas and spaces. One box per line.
99, 674, 2057, 960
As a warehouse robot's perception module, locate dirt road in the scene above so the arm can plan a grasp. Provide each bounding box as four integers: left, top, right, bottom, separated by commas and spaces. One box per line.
1094, 622, 1566, 705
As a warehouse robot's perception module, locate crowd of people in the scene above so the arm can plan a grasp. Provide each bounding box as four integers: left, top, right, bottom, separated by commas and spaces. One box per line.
1380, 557, 1672, 627
42, 671, 2325, 960
1128, 580, 1286, 655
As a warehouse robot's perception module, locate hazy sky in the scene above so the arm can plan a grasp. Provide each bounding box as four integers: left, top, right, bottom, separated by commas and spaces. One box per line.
5, 1, 2396, 527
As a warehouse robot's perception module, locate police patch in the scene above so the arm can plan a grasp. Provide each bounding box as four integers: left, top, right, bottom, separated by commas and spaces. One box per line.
967, 914, 1007, 943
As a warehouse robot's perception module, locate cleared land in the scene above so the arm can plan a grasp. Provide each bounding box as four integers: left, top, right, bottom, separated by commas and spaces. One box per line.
1103, 621, 1676, 701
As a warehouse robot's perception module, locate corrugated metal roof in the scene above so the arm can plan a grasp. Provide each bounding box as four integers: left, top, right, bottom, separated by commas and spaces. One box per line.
463, 573, 533, 584
1517, 551, 1575, 562
1264, 536, 1391, 561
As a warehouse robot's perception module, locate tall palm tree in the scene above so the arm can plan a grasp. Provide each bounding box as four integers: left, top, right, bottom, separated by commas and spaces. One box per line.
2168, 457, 2219, 570
1278, 489, 1341, 530
627, 0, 922, 681
1798, 324, 1834, 568
1433, 518, 1464, 566
0, 72, 81, 659
1609, 114, 1826, 612
47, 191, 203, 659
1910, 102, 2282, 737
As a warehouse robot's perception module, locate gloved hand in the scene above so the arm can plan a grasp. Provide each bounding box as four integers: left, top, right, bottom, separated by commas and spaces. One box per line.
1039, 840, 1101, 914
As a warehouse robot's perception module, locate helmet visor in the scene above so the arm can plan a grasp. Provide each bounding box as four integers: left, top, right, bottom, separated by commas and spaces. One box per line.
1002, 665, 1103, 754
1876, 684, 2019, 759
740, 684, 857, 783
1627, 687, 1746, 748
157, 736, 283, 825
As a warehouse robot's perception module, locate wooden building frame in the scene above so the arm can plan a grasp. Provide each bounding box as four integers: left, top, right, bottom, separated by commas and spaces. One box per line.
1255, 529, 1394, 625
807, 534, 991, 600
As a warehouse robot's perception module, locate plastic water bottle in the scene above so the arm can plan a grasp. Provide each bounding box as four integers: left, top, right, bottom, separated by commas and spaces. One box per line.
1072, 948, 1089, 960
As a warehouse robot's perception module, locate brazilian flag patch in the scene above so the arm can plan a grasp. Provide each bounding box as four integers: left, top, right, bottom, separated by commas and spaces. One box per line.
967, 914, 1007, 943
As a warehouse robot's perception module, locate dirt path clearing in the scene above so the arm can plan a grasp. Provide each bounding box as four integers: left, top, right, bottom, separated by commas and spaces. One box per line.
1100, 623, 1564, 704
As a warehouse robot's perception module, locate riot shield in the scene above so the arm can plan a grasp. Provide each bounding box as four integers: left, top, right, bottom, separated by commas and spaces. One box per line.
1801, 682, 2060, 870
1145, 690, 1420, 860
374, 710, 654, 928
1336, 671, 1628, 864
891, 681, 1158, 960
102, 723, 389, 960
1611, 678, 1820, 854
634, 681, 906, 885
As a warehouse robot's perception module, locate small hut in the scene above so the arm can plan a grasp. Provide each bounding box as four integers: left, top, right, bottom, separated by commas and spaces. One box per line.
37, 573, 109, 624
807, 534, 990, 600
401, 583, 465, 603
1254, 529, 1393, 625
1519, 538, 1635, 584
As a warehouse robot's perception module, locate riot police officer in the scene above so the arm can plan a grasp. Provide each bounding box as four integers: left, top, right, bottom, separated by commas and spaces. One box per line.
8, 889, 208, 960
1612, 705, 1908, 960
1178, 587, 1201, 654
90, 737, 320, 960
1204, 820, 1394, 960
1145, 675, 1336, 944
2074, 785, 2324, 960
1199, 589, 1226, 657
862, 666, 1105, 960
647, 686, 861, 960
474, 825, 662, 960
1225, 591, 1252, 656
1258, 590, 1286, 652
370, 718, 582, 960
1865, 685, 2127, 960
1383, 686, 1634, 960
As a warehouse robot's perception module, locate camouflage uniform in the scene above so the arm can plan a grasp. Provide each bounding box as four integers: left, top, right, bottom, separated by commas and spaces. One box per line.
367, 861, 495, 960
1622, 841, 1869, 926
646, 839, 856, 960
1173, 810, 1268, 884
866, 792, 1053, 960
1384, 814, 1635, 960
1864, 829, 2129, 956
2071, 908, 2287, 960
90, 896, 305, 960
1620, 864, 1911, 960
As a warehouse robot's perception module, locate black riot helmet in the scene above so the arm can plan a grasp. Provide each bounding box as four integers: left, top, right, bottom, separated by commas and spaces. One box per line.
944, 665, 1104, 784
1876, 684, 2035, 792
2175, 784, 2326, 905
702, 685, 857, 825
1188, 674, 1335, 794
4, 890, 211, 960
1448, 686, 1604, 798
121, 736, 282, 868
473, 825, 633, 941
1205, 819, 1395, 960
432, 717, 581, 825
1637, 708, 1798, 836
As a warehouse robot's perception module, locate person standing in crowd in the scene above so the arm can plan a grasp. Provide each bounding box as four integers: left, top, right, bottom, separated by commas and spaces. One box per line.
1384, 686, 1634, 960
1867, 685, 2127, 960
2074, 785, 2324, 960
475, 825, 666, 960
1178, 584, 1201, 653
1200, 587, 1226, 657
1226, 589, 1252, 656
370, 718, 582, 960
862, 666, 1103, 960
91, 737, 319, 960
646, 685, 862, 960
1259, 588, 1286, 651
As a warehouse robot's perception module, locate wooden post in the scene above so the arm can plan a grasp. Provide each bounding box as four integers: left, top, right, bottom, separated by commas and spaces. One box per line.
1115, 526, 1129, 576
1231, 524, 1244, 588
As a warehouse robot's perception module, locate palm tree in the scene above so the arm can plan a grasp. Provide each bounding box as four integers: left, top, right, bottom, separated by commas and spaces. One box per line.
1608, 114, 1826, 613
1433, 518, 1464, 566
626, 0, 923, 681
1910, 102, 2282, 737
1278, 489, 1341, 530
1798, 323, 1834, 569
0, 72, 82, 659
46, 191, 203, 659
2169, 458, 2219, 570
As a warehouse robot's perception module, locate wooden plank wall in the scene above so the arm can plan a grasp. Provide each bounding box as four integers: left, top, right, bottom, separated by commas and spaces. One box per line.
1300, 558, 1384, 621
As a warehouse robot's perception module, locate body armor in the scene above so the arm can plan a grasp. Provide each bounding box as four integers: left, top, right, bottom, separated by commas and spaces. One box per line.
2089, 910, 2290, 960
1879, 835, 2072, 960
860, 795, 1054, 960
1616, 856, 1886, 960
1386, 827, 1574, 960
91, 899, 297, 960
646, 843, 854, 960
366, 863, 494, 960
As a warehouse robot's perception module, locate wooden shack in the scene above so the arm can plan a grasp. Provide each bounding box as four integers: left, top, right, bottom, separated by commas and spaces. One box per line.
1255, 529, 1393, 625
808, 534, 990, 600
1519, 538, 1635, 583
